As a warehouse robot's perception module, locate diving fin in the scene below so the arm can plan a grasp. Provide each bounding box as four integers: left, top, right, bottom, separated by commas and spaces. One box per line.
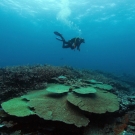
54, 31, 62, 37
56, 37, 63, 41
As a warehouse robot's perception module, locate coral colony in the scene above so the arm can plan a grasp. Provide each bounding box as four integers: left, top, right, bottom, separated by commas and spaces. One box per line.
0, 65, 135, 135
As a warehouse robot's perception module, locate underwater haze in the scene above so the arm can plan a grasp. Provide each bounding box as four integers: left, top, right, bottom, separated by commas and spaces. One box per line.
0, 0, 135, 74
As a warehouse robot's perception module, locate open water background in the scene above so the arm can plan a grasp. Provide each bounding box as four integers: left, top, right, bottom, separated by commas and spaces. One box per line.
0, 0, 135, 74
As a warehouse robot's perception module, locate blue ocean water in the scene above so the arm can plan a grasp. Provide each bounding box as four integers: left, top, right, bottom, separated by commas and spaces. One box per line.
0, 0, 135, 74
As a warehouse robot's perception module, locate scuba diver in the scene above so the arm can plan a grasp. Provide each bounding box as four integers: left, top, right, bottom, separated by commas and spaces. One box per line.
54, 31, 85, 51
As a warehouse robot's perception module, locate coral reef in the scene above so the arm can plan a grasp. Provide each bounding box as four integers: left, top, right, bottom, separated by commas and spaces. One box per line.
1, 89, 90, 127
0, 65, 83, 103
67, 89, 119, 114
1, 82, 119, 127
0, 64, 135, 135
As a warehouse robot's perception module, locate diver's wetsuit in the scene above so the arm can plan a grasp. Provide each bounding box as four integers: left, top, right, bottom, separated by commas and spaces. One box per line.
54, 31, 85, 51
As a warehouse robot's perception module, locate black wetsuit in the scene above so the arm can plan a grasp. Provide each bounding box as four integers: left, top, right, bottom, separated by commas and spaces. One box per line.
63, 37, 84, 51
54, 31, 85, 51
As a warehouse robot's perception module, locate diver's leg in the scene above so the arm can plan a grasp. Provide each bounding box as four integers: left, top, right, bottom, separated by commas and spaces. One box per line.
55, 36, 66, 42
63, 45, 70, 48
62, 41, 70, 48
59, 35, 65, 41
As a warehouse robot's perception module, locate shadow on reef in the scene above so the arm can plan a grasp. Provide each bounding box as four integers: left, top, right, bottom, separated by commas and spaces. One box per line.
0, 115, 84, 135
0, 111, 135, 135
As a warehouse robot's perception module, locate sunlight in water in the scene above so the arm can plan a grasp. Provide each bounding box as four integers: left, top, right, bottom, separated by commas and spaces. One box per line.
0, 0, 135, 35
0, 0, 82, 34
56, 0, 82, 35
